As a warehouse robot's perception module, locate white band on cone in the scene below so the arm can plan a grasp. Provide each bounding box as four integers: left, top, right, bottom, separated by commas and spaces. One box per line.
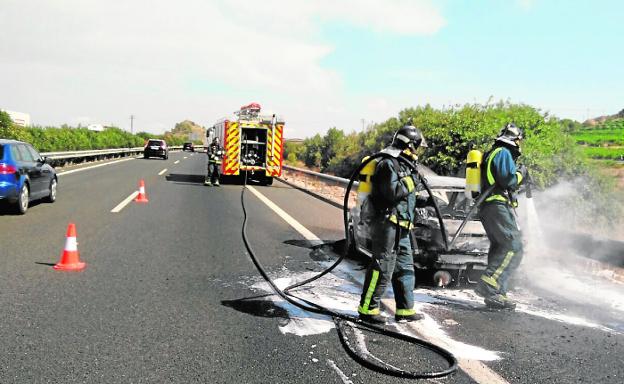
65, 237, 78, 251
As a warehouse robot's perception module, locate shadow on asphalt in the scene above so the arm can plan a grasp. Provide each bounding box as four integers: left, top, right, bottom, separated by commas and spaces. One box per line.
0, 200, 46, 216
165, 173, 206, 184
34, 262, 56, 267
221, 296, 290, 322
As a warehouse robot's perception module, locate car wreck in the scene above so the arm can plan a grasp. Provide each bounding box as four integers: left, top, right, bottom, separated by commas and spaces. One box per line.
349, 167, 489, 287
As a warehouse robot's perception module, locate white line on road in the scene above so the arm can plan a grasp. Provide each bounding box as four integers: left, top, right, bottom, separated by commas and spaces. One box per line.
246, 186, 321, 245
158, 168, 168, 176
247, 185, 508, 384
183, 156, 188, 159
326, 360, 354, 384
57, 158, 135, 176
111, 191, 139, 213
174, 160, 180, 164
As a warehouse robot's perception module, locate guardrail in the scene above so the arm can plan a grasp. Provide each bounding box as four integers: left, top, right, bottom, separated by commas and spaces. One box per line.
41, 146, 205, 167
279, 165, 356, 208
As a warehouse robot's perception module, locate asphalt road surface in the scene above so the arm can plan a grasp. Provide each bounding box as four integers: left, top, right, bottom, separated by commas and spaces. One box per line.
0, 151, 622, 383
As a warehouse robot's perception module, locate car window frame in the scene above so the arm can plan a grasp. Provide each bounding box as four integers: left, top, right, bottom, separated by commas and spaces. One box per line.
10, 144, 23, 161
25, 145, 42, 162
17, 144, 35, 162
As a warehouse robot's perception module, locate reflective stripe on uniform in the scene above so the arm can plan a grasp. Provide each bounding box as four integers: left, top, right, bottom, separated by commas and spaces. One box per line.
492, 250, 515, 282
395, 308, 416, 316
402, 175, 415, 192
389, 215, 414, 229
486, 147, 504, 186
480, 275, 500, 289
485, 194, 508, 203
358, 269, 380, 314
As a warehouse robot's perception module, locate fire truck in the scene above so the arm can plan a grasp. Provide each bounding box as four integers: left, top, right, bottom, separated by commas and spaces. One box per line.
208, 103, 285, 185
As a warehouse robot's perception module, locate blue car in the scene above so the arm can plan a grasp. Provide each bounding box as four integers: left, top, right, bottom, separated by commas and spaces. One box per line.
0, 139, 57, 214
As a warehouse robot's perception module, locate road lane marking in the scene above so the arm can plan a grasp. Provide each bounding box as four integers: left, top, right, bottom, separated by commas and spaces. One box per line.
57, 158, 135, 176
326, 360, 353, 384
459, 359, 509, 384
158, 168, 168, 176
248, 185, 508, 384
246, 186, 321, 245
111, 191, 139, 213
183, 156, 188, 159
174, 160, 180, 164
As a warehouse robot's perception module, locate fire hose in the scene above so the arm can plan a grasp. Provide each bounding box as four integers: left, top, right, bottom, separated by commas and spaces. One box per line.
239, 152, 458, 379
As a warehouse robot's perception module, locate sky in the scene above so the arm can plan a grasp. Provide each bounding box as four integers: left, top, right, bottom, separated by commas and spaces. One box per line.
1, 0, 622, 139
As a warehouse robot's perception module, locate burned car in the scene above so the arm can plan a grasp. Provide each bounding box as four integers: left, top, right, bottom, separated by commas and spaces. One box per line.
348, 167, 489, 287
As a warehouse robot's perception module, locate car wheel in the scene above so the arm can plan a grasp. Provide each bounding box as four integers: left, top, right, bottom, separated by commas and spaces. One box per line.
16, 183, 29, 214
46, 178, 57, 203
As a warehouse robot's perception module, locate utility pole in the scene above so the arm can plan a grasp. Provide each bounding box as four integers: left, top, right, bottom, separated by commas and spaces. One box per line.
130, 115, 135, 134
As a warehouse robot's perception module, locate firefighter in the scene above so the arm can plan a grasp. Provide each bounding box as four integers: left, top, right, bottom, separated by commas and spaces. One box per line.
474, 123, 528, 310
357, 123, 428, 324
205, 137, 224, 186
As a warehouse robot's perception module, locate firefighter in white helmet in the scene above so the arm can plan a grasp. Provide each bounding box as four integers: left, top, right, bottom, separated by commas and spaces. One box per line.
474, 123, 527, 310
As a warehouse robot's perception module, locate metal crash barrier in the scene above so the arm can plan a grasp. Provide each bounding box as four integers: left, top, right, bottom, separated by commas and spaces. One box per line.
42, 146, 205, 167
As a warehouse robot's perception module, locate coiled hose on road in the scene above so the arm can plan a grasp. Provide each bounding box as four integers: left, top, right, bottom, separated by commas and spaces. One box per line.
239, 153, 458, 379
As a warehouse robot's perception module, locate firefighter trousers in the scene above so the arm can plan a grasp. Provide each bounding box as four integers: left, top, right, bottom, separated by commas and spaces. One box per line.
207, 162, 221, 184
358, 220, 416, 316
477, 202, 524, 296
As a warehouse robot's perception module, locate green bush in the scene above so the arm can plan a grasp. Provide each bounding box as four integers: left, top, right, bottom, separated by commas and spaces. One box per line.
291, 101, 622, 226
0, 118, 186, 152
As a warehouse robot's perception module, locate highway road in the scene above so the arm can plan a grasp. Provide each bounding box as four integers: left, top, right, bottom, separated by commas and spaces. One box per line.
0, 151, 622, 383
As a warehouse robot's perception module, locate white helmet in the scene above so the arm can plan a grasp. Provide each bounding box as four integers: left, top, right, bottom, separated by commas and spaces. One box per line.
495, 123, 523, 147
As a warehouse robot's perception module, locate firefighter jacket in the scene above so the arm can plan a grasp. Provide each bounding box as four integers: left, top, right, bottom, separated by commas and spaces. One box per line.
208, 143, 224, 164
481, 145, 523, 206
370, 153, 419, 229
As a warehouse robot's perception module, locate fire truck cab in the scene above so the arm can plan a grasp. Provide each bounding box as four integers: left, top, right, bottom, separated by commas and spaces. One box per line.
208, 103, 285, 185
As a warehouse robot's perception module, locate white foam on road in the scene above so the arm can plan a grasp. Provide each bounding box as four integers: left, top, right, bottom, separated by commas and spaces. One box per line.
250, 265, 504, 362
423, 288, 622, 335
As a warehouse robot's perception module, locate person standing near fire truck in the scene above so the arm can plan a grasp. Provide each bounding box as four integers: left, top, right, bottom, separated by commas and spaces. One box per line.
205, 137, 224, 186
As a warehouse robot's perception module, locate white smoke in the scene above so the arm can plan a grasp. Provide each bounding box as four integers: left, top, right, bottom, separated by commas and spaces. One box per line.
513, 179, 624, 324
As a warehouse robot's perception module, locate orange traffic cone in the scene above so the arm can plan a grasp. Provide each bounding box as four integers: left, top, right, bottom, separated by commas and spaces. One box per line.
54, 223, 86, 271
135, 179, 149, 203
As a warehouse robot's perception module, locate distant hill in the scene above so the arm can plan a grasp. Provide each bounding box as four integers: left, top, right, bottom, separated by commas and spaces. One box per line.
169, 120, 205, 142
583, 108, 624, 126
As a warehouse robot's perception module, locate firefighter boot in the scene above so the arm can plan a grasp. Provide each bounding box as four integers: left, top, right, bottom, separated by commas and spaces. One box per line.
484, 294, 516, 310
359, 313, 387, 325
395, 312, 424, 323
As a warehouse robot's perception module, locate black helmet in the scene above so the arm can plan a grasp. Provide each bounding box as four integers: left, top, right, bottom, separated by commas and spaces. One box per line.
392, 123, 427, 150
495, 123, 523, 147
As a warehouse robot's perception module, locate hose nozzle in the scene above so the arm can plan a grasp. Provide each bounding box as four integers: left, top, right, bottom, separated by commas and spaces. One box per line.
526, 172, 533, 199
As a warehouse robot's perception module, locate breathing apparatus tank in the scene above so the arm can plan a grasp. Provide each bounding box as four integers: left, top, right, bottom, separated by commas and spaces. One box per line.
355, 156, 376, 224
465, 149, 483, 199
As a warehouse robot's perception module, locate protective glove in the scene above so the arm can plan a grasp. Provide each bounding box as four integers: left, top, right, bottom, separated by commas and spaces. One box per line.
401, 175, 418, 193
516, 165, 528, 184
